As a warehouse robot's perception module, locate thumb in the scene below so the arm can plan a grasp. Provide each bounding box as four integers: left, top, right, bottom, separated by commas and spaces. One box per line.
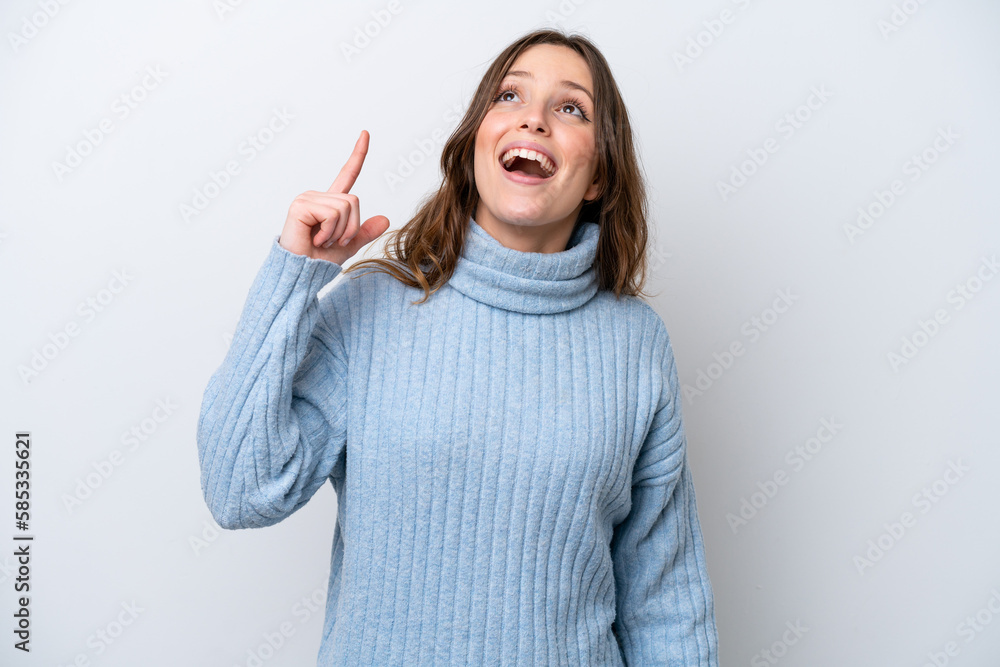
346, 215, 390, 251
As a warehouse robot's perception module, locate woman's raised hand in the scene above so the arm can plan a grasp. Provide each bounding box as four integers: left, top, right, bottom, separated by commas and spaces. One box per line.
278, 130, 390, 264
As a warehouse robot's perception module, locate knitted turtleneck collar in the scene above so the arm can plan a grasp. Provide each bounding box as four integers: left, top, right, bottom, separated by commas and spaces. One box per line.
447, 215, 600, 315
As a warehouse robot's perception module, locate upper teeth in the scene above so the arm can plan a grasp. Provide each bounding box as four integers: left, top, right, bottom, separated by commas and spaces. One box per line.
501, 148, 556, 176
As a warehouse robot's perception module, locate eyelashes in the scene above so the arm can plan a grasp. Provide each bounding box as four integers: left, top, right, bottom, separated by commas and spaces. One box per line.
492, 83, 591, 121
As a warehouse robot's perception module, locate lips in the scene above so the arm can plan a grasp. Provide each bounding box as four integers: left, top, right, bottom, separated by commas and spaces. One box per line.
497, 141, 558, 179
500, 163, 551, 185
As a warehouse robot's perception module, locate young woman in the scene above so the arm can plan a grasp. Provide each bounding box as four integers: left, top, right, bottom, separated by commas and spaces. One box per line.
198, 28, 719, 666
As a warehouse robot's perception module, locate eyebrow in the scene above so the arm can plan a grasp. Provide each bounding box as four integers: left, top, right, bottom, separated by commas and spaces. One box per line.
503, 70, 594, 104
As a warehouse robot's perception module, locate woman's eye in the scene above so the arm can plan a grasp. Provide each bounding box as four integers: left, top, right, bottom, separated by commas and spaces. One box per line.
560, 103, 583, 117
493, 87, 520, 103
494, 87, 589, 120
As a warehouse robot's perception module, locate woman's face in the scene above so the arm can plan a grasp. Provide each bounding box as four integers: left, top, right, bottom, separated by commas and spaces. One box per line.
473, 44, 601, 234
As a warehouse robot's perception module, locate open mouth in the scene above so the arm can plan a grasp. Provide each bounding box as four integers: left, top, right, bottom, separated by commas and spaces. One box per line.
499, 148, 557, 179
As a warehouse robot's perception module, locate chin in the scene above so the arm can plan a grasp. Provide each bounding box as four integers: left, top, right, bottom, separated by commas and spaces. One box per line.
492, 203, 552, 227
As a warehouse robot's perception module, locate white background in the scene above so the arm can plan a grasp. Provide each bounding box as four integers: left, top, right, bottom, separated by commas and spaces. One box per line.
2, 0, 998, 665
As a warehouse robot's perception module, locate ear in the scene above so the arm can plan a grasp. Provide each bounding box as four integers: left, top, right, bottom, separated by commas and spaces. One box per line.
583, 173, 602, 203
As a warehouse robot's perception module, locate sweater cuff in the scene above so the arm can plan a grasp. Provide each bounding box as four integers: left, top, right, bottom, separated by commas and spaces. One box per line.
225, 236, 344, 359
268, 234, 344, 297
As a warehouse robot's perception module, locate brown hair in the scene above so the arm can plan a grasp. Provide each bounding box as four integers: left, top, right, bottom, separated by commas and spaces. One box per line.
343, 28, 654, 304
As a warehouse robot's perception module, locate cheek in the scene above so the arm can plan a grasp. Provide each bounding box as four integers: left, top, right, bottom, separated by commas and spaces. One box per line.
476, 114, 501, 144
566, 144, 597, 179
474, 126, 497, 169
579, 137, 597, 163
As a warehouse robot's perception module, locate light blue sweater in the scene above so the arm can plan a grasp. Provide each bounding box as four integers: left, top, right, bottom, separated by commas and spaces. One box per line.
197, 216, 719, 666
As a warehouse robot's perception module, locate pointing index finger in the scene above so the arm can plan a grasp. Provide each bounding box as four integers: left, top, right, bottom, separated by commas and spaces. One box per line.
328, 130, 370, 195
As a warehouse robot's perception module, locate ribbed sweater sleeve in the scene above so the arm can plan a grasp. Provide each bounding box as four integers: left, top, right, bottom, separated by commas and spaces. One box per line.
610, 323, 719, 666
197, 236, 348, 530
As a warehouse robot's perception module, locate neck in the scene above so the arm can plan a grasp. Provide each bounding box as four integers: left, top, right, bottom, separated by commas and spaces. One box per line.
473, 202, 584, 253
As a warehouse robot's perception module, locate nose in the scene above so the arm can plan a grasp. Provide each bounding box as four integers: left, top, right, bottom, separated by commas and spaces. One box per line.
517, 99, 550, 134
